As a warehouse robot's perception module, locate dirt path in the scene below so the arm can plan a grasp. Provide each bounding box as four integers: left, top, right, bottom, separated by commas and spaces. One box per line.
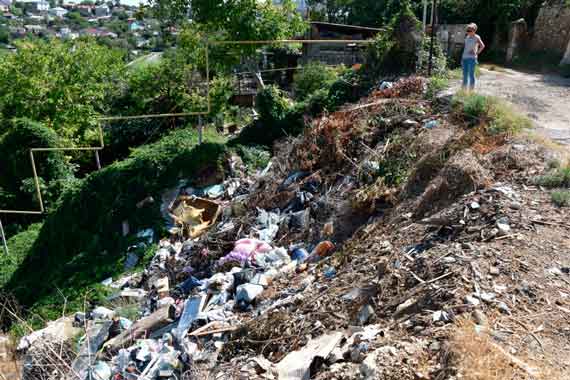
454, 67, 570, 144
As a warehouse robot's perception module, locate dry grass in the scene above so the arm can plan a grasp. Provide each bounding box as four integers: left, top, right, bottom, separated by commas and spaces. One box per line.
524, 131, 570, 167
447, 319, 563, 380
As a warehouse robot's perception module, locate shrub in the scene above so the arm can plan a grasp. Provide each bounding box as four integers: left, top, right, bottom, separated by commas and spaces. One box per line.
426, 75, 449, 99
417, 37, 447, 76
551, 190, 570, 207
535, 166, 570, 188
452, 92, 532, 135
0, 119, 76, 236
235, 86, 304, 146
2, 127, 227, 314
235, 145, 271, 172
293, 62, 338, 100
0, 224, 42, 288
363, 3, 423, 79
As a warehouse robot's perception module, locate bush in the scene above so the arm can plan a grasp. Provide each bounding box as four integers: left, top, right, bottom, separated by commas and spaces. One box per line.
293, 62, 338, 100
363, 3, 422, 79
302, 68, 362, 115
535, 166, 570, 188
2, 127, 227, 315
452, 92, 532, 135
234, 145, 271, 172
417, 37, 447, 76
551, 190, 570, 207
0, 224, 42, 288
426, 75, 450, 99
0, 119, 75, 236
235, 86, 304, 146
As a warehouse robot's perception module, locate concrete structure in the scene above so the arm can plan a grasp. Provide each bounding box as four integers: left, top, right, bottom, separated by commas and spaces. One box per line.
303, 22, 382, 65
94, 4, 109, 17
436, 24, 469, 63
531, 1, 570, 59
506, 19, 528, 63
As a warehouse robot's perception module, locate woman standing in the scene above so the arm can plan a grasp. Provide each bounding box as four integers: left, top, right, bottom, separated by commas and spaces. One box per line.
462, 23, 485, 90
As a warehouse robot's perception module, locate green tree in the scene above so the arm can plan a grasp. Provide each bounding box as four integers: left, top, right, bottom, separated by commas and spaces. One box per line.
0, 38, 125, 143
66, 11, 89, 30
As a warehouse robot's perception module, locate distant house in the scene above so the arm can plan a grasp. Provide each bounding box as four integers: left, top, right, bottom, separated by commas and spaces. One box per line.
75, 4, 93, 17
24, 24, 45, 33
20, 0, 49, 14
129, 20, 143, 32
49, 6, 67, 17
94, 4, 109, 17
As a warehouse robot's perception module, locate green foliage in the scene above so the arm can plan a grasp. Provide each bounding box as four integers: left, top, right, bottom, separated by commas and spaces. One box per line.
0, 224, 42, 288
426, 74, 450, 99
2, 127, 227, 314
234, 145, 271, 172
551, 190, 570, 207
0, 26, 9, 44
456, 93, 488, 122
363, 3, 423, 78
535, 166, 570, 188
452, 92, 533, 135
0, 38, 125, 143
417, 38, 447, 76
194, 0, 306, 41
235, 85, 304, 146
302, 68, 362, 115
0, 119, 75, 224
293, 62, 338, 100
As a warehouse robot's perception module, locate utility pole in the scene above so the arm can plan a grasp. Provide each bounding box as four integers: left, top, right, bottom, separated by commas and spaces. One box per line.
427, 0, 438, 76
0, 217, 8, 256
422, 0, 428, 31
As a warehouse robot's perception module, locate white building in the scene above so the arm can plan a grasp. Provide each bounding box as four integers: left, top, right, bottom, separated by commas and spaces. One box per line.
21, 0, 49, 13
94, 4, 109, 17
49, 6, 67, 17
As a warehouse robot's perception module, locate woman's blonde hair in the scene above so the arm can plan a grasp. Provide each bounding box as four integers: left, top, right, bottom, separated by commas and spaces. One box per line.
467, 23, 478, 32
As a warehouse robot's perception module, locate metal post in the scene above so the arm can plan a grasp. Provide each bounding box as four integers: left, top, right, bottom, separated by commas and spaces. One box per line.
423, 0, 428, 31
428, 0, 438, 76
198, 116, 203, 145
0, 217, 8, 256
95, 150, 101, 170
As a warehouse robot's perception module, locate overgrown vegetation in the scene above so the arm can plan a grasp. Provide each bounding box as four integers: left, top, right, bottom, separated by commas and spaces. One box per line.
0, 38, 125, 143
452, 91, 532, 135
363, 3, 446, 81
0, 119, 76, 237
293, 62, 339, 100
534, 166, 570, 188
551, 190, 570, 207
2, 127, 227, 321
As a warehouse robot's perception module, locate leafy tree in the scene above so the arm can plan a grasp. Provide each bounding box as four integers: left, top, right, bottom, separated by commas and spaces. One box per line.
293, 62, 338, 100
66, 11, 89, 30
0, 38, 125, 143
147, 0, 191, 42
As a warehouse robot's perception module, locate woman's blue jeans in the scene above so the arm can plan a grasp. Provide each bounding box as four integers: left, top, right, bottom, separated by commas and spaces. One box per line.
462, 58, 477, 89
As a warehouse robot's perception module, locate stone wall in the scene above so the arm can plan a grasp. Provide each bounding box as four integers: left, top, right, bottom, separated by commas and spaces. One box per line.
531, 2, 570, 55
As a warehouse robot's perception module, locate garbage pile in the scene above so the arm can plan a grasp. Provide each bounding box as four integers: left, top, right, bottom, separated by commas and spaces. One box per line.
14, 80, 569, 380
